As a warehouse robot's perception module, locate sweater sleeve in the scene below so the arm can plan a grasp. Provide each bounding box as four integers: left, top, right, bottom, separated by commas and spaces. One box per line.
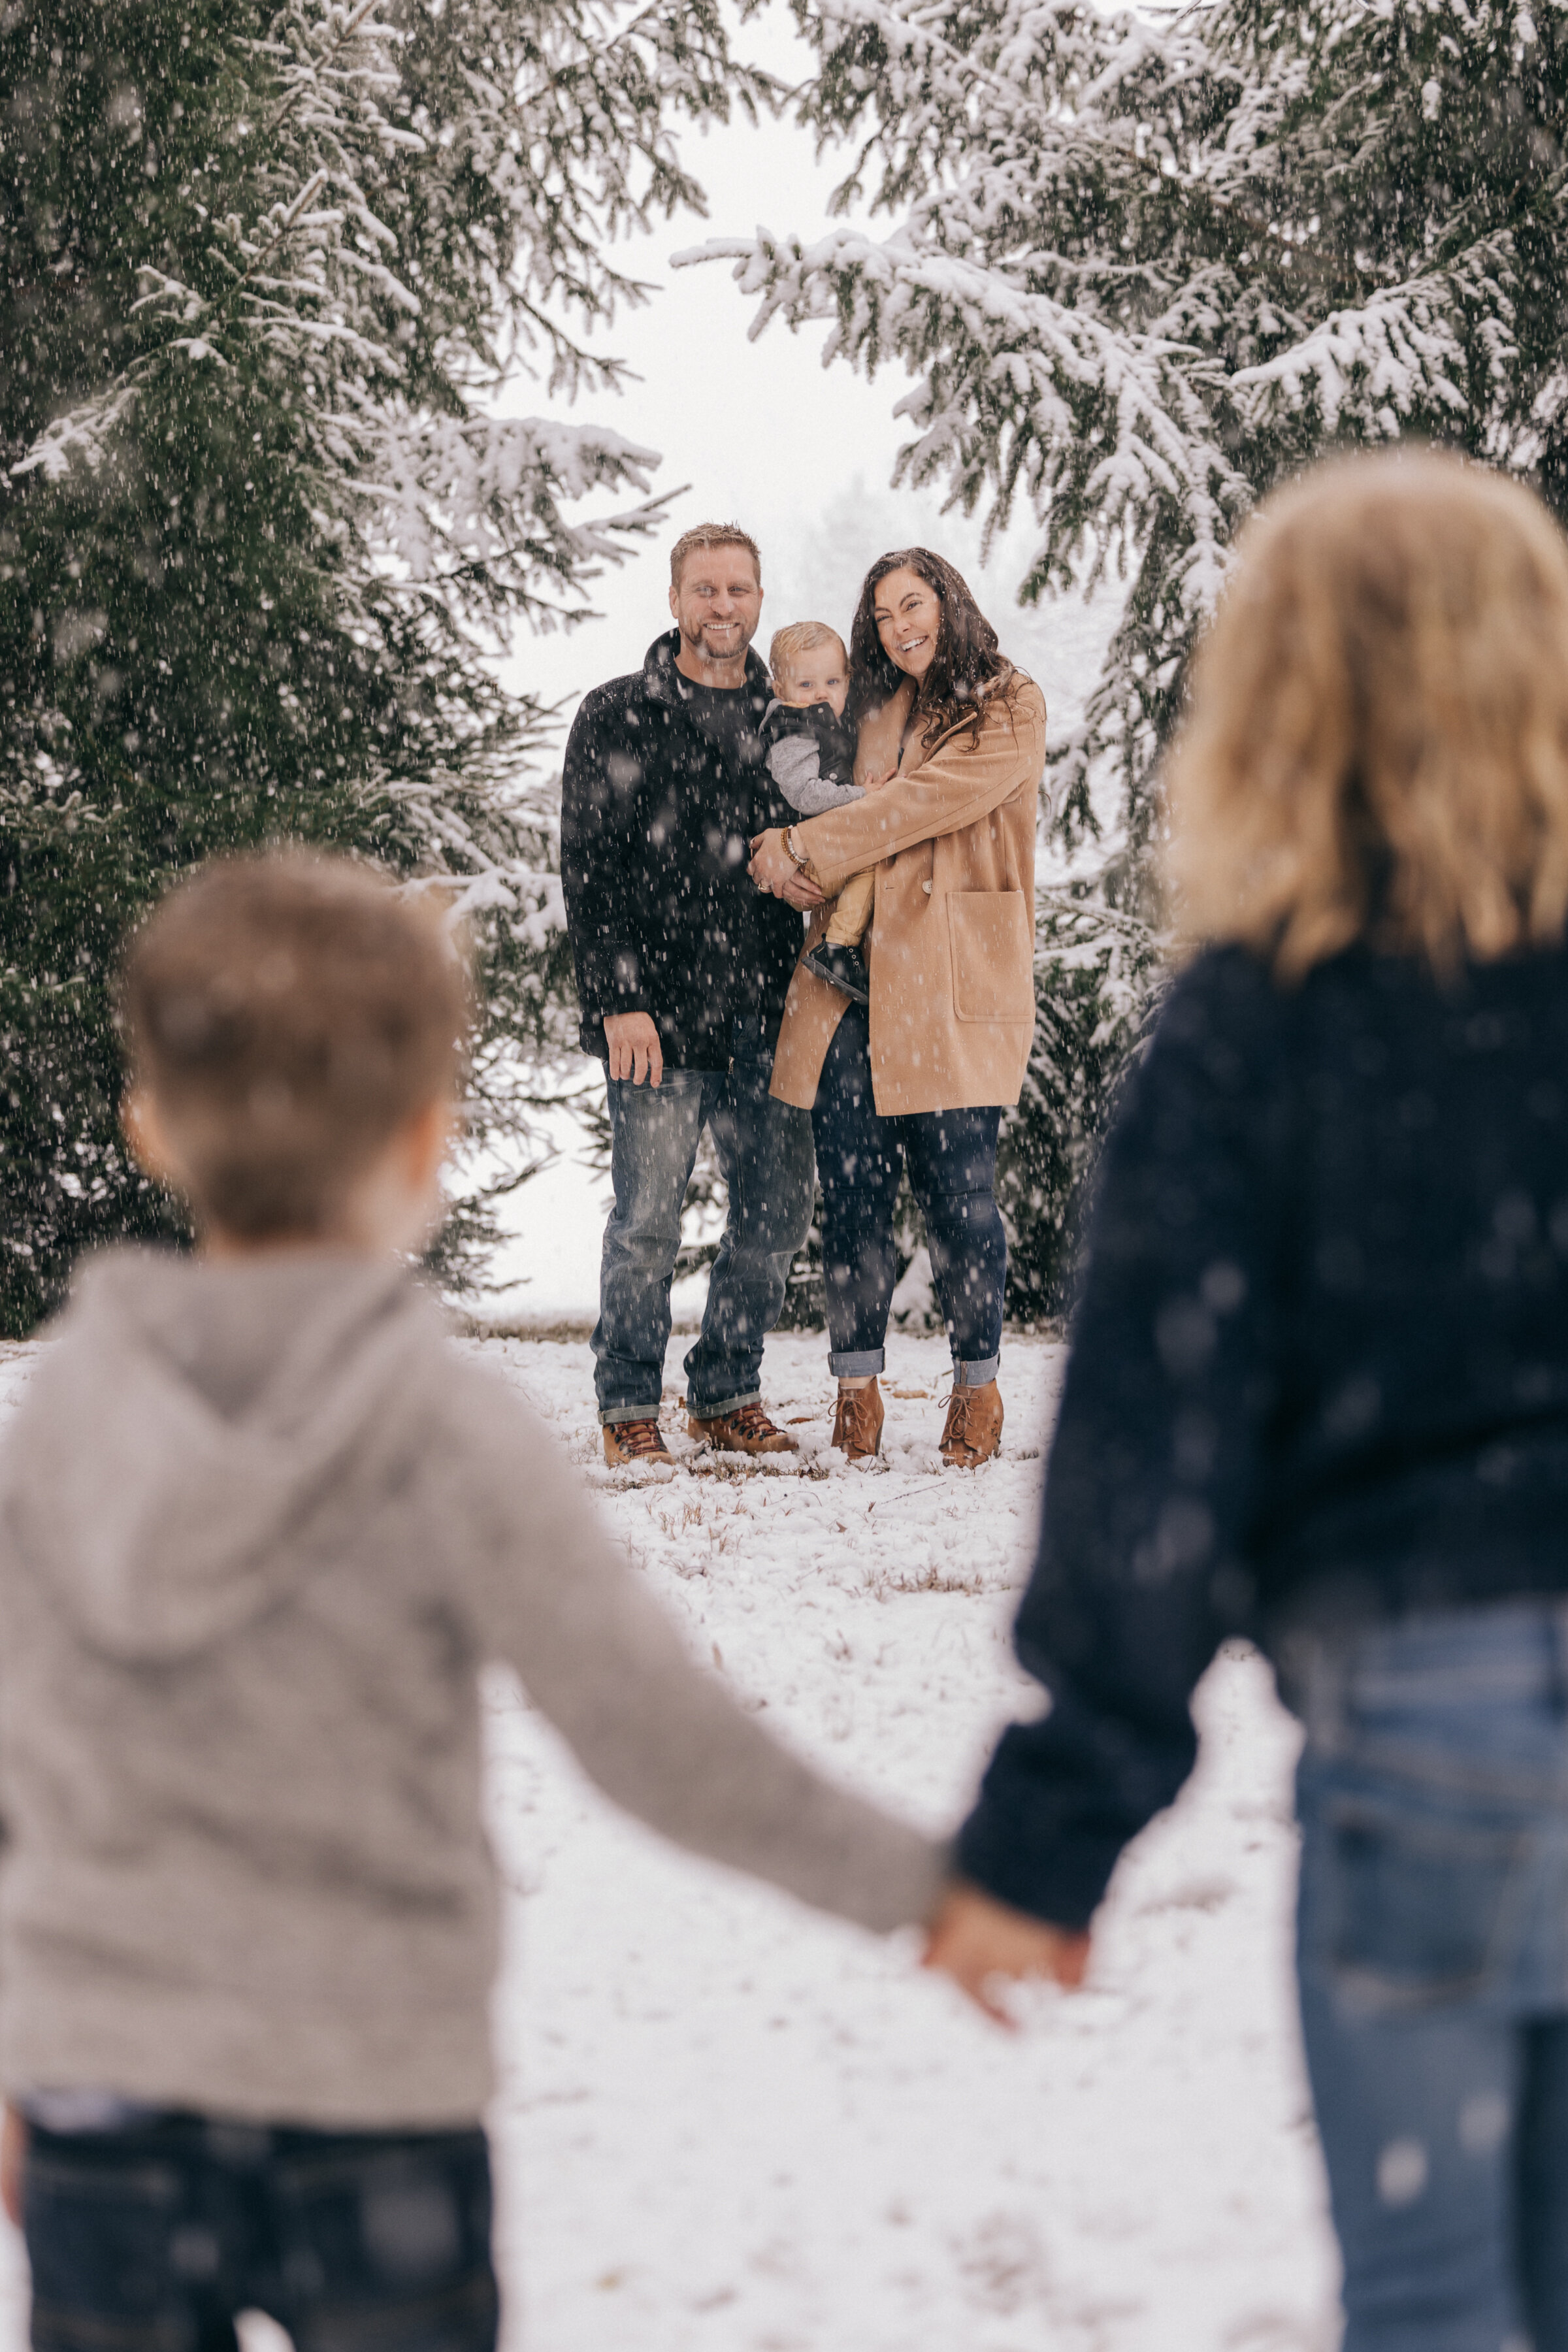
796, 685, 1045, 893
560, 689, 653, 1022
956, 953, 1289, 1929
444, 1375, 949, 1933
768, 735, 866, 817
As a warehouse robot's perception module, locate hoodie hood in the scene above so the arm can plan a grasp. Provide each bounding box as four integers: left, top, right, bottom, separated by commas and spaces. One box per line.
5, 1249, 448, 1663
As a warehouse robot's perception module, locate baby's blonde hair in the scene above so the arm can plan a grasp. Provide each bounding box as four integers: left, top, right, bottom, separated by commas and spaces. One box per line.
769, 621, 846, 685
1166, 450, 1568, 979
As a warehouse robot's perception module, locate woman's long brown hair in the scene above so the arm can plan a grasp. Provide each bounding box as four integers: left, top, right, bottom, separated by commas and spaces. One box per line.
846, 547, 1016, 750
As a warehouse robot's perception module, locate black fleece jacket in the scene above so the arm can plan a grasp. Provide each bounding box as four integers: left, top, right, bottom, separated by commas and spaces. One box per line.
960, 941, 1568, 1929
560, 632, 800, 1068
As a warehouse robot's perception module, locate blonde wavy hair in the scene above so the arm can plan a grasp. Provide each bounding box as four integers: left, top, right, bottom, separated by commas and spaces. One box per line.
1166, 451, 1568, 979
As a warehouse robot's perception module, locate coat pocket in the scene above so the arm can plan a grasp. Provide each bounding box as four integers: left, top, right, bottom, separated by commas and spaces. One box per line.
947, 890, 1034, 1024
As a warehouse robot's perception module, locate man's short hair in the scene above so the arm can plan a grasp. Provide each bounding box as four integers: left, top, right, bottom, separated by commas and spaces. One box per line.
669, 523, 762, 591
769, 621, 846, 680
119, 851, 470, 1238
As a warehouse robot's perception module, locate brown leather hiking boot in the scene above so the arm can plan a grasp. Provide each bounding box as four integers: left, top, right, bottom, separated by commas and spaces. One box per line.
685, 1401, 798, 1456
602, 1418, 674, 1467
939, 1380, 1004, 1467
831, 1377, 884, 1461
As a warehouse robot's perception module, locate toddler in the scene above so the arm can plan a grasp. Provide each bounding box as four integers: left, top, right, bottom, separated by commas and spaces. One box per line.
762, 621, 882, 1005
0, 852, 958, 2347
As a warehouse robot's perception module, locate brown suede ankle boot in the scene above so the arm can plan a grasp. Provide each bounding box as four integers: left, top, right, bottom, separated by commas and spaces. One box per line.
831, 1377, 884, 1460
939, 1379, 1003, 1467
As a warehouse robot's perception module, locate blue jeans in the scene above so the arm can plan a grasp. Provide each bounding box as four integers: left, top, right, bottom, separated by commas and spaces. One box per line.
811, 1002, 1005, 1383
593, 1027, 815, 1424
23, 2114, 497, 2349
1294, 1601, 1568, 2352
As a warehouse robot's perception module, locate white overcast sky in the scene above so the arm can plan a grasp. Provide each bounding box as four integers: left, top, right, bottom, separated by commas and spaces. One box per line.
491, 7, 1119, 740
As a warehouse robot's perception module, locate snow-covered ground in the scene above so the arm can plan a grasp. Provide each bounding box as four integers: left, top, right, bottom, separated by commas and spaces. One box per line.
0, 1331, 1340, 2349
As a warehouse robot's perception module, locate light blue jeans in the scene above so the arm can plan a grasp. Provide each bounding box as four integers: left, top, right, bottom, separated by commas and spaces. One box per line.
1294, 1600, 1568, 2352
593, 1027, 815, 1425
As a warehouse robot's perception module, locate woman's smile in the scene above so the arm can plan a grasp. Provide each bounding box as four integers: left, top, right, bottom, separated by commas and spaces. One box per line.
874, 568, 943, 679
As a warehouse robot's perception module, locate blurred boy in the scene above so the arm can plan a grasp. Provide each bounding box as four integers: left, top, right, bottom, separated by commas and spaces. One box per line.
762, 622, 882, 1005
0, 853, 955, 2346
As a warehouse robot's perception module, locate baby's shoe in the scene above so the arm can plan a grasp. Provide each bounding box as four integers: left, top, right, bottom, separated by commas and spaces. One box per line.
804, 941, 871, 1005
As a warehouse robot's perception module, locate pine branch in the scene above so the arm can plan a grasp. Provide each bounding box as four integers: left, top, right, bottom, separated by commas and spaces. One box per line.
261, 0, 384, 135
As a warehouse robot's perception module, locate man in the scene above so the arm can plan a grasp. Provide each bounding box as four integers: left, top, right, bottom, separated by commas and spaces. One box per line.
561, 523, 818, 1467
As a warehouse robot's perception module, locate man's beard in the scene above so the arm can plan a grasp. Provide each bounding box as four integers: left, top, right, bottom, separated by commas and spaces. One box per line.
683, 620, 750, 661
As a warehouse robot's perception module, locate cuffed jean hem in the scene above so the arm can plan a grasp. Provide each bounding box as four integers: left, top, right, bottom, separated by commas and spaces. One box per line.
686, 1386, 762, 1420
599, 1402, 664, 1428
955, 1354, 1001, 1387
828, 1348, 885, 1379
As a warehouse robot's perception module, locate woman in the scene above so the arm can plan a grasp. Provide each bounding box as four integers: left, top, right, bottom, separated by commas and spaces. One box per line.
938, 451, 1568, 2349
749, 550, 1045, 1466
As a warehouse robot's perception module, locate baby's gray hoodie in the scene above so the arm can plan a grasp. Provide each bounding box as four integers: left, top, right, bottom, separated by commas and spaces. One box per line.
0, 1251, 947, 2129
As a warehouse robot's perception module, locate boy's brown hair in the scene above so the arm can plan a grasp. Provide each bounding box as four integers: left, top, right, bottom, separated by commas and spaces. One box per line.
769, 621, 845, 684
119, 852, 469, 1237
1168, 450, 1568, 979
668, 523, 761, 590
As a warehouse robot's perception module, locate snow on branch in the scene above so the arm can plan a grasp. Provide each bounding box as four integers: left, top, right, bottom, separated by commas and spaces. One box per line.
348, 412, 668, 621
694, 0, 1561, 875
10, 388, 142, 483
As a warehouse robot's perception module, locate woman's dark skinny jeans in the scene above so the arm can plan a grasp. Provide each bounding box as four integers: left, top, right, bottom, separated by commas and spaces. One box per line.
812, 1002, 1006, 1383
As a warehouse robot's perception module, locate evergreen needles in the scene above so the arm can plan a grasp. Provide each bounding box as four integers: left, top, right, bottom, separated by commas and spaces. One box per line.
0, 0, 770, 1330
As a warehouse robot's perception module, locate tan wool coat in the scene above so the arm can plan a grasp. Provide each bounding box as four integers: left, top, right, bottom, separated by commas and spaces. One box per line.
770, 676, 1045, 1116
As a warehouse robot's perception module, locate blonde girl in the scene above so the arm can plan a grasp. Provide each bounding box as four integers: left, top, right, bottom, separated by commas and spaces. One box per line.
941, 451, 1568, 2352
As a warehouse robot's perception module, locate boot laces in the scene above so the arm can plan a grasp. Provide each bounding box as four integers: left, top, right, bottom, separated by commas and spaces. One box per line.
615, 1417, 668, 1459
833, 1386, 873, 1442
729, 1402, 779, 1441
945, 1384, 979, 1449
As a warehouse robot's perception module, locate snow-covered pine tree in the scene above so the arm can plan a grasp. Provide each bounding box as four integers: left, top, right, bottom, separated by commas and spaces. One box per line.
689, 0, 1564, 1303
0, 0, 771, 1330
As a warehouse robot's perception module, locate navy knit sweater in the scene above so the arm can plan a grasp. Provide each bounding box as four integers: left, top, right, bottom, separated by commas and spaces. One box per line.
960, 941, 1568, 1929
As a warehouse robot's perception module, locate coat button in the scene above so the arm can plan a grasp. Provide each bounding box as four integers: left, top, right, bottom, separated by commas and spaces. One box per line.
922, 879, 932, 894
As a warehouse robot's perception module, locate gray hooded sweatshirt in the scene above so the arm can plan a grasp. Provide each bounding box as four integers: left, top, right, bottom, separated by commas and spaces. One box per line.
0, 1252, 946, 2130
